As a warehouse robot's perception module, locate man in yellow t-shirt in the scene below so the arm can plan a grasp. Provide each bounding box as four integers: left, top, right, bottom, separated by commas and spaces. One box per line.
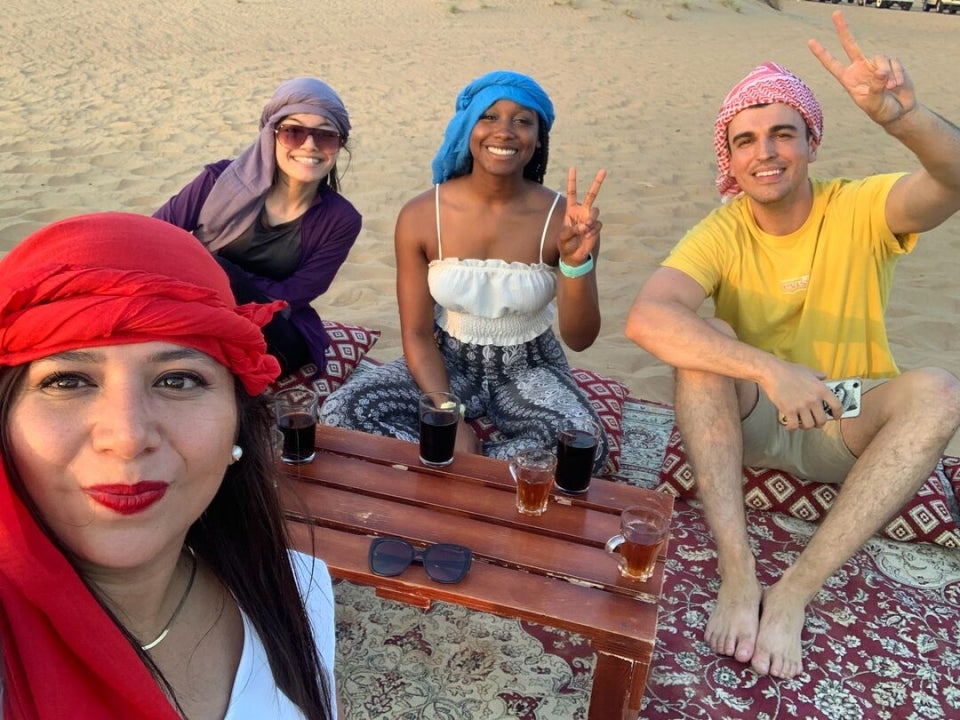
626, 12, 960, 681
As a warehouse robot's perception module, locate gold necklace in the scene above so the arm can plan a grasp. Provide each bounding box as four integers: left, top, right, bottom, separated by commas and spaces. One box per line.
141, 548, 197, 652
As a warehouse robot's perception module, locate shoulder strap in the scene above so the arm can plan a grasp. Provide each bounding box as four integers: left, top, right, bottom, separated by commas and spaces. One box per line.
539, 192, 562, 263
434, 184, 443, 261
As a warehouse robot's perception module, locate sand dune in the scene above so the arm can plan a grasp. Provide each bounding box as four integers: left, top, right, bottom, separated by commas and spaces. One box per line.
2, 0, 958, 450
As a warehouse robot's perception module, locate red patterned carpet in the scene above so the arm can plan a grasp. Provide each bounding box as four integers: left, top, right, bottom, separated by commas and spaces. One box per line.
332, 399, 960, 719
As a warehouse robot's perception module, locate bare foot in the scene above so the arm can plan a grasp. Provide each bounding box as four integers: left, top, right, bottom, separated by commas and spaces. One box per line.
750, 581, 807, 678
704, 572, 763, 663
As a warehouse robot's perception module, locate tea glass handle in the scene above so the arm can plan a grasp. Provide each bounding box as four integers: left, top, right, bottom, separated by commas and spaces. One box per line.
604, 534, 625, 555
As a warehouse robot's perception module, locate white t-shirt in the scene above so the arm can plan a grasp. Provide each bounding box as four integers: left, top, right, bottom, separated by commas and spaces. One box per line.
224, 550, 338, 719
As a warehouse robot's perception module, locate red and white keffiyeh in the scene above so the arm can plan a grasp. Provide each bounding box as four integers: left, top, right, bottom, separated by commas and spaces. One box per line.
713, 61, 823, 199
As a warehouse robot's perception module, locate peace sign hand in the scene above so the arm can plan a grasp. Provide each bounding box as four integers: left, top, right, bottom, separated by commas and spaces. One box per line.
558, 167, 606, 266
808, 10, 916, 127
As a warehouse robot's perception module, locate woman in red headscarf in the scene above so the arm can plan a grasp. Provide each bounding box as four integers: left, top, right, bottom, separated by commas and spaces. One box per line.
0, 213, 336, 719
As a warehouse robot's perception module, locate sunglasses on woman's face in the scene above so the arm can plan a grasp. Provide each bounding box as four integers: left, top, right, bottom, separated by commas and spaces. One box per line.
368, 537, 472, 584
274, 124, 343, 152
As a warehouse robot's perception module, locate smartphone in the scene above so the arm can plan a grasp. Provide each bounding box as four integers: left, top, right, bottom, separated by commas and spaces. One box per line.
824, 378, 862, 420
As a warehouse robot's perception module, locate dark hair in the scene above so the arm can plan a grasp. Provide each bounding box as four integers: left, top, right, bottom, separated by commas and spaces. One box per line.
324, 141, 350, 193
523, 123, 550, 184
0, 365, 333, 720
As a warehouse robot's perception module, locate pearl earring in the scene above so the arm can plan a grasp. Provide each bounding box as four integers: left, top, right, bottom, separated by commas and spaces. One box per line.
231, 445, 243, 463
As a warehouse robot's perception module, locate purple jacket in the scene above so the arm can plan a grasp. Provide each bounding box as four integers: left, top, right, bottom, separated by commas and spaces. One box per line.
154, 160, 362, 375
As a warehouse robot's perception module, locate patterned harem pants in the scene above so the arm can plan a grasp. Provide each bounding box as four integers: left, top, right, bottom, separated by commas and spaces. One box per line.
319, 328, 609, 473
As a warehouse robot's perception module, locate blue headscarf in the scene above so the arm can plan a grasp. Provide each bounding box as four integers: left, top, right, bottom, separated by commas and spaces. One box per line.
431, 70, 555, 185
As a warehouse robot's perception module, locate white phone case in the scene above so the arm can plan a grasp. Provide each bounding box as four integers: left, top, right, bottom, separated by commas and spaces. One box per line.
824, 378, 862, 419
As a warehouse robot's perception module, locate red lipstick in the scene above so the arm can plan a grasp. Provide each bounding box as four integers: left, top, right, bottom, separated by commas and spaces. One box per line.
85, 481, 168, 515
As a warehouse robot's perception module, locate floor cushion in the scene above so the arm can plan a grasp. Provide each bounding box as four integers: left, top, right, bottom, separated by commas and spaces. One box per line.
333, 397, 960, 719
657, 423, 960, 547
269, 319, 380, 400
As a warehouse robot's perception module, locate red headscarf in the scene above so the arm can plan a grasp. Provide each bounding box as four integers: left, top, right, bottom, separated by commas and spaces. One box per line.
713, 61, 823, 199
0, 212, 284, 718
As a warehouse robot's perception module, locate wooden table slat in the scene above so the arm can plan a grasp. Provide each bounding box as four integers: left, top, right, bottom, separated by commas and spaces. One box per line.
283, 424, 673, 719
281, 479, 667, 598
282, 454, 653, 546
308, 425, 675, 514
287, 522, 660, 658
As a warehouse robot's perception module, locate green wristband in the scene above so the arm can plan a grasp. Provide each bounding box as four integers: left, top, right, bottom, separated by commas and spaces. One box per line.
558, 253, 594, 279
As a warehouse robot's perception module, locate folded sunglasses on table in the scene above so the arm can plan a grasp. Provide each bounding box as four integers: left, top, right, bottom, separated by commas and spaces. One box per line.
368, 537, 472, 584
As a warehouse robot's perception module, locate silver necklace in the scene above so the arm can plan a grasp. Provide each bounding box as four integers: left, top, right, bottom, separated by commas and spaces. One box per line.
141, 548, 197, 652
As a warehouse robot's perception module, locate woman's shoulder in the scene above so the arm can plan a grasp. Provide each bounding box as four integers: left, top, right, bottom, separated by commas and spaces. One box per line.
201, 158, 233, 178
399, 185, 438, 213
176, 158, 234, 194
288, 550, 333, 594
287, 550, 334, 612
524, 182, 563, 212
396, 186, 439, 232
310, 187, 362, 222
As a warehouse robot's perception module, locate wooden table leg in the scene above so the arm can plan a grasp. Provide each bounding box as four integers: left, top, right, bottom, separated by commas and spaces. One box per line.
589, 651, 650, 720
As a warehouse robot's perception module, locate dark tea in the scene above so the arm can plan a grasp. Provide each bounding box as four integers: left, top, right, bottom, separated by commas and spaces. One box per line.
279, 412, 317, 464
419, 410, 458, 467
555, 427, 598, 494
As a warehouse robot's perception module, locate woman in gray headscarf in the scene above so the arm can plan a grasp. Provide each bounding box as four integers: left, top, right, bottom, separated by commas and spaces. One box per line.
155, 77, 362, 378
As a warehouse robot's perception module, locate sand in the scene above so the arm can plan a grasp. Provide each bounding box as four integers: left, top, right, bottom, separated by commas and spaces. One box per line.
2, 0, 958, 451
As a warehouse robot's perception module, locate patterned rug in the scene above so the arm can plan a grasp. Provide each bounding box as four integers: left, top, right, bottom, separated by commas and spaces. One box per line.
333, 399, 960, 720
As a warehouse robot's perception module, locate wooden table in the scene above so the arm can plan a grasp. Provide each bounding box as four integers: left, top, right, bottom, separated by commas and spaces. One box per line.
279, 425, 673, 720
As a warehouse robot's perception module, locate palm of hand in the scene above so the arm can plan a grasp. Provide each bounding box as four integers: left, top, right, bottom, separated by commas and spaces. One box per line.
842, 58, 915, 125
809, 11, 916, 127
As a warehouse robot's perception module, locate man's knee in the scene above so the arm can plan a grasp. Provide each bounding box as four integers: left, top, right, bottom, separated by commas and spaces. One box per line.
675, 319, 736, 384
674, 318, 757, 415
913, 367, 960, 419
867, 367, 960, 426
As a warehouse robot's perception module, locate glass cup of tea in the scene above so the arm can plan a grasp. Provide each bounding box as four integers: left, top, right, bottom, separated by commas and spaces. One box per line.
604, 505, 669, 582
274, 388, 319, 465
509, 448, 557, 516
418, 391, 461, 467
554, 417, 601, 494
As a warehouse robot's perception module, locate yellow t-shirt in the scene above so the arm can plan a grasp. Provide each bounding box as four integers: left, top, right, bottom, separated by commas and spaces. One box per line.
663, 175, 917, 380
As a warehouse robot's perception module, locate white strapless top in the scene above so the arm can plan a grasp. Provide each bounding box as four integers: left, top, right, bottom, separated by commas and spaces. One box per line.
428, 258, 556, 345
428, 184, 560, 346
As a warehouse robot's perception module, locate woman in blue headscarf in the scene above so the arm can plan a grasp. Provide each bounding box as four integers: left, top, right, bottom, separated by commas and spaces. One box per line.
154, 77, 362, 379
321, 70, 610, 471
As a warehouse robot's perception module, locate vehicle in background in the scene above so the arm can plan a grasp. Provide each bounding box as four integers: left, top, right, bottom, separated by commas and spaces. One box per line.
857, 0, 914, 9
922, 0, 960, 12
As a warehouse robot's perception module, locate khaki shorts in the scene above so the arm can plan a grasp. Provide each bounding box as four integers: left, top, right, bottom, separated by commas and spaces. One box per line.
740, 379, 887, 484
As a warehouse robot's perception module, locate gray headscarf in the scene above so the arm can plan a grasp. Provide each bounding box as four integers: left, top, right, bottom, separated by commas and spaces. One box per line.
195, 77, 351, 252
